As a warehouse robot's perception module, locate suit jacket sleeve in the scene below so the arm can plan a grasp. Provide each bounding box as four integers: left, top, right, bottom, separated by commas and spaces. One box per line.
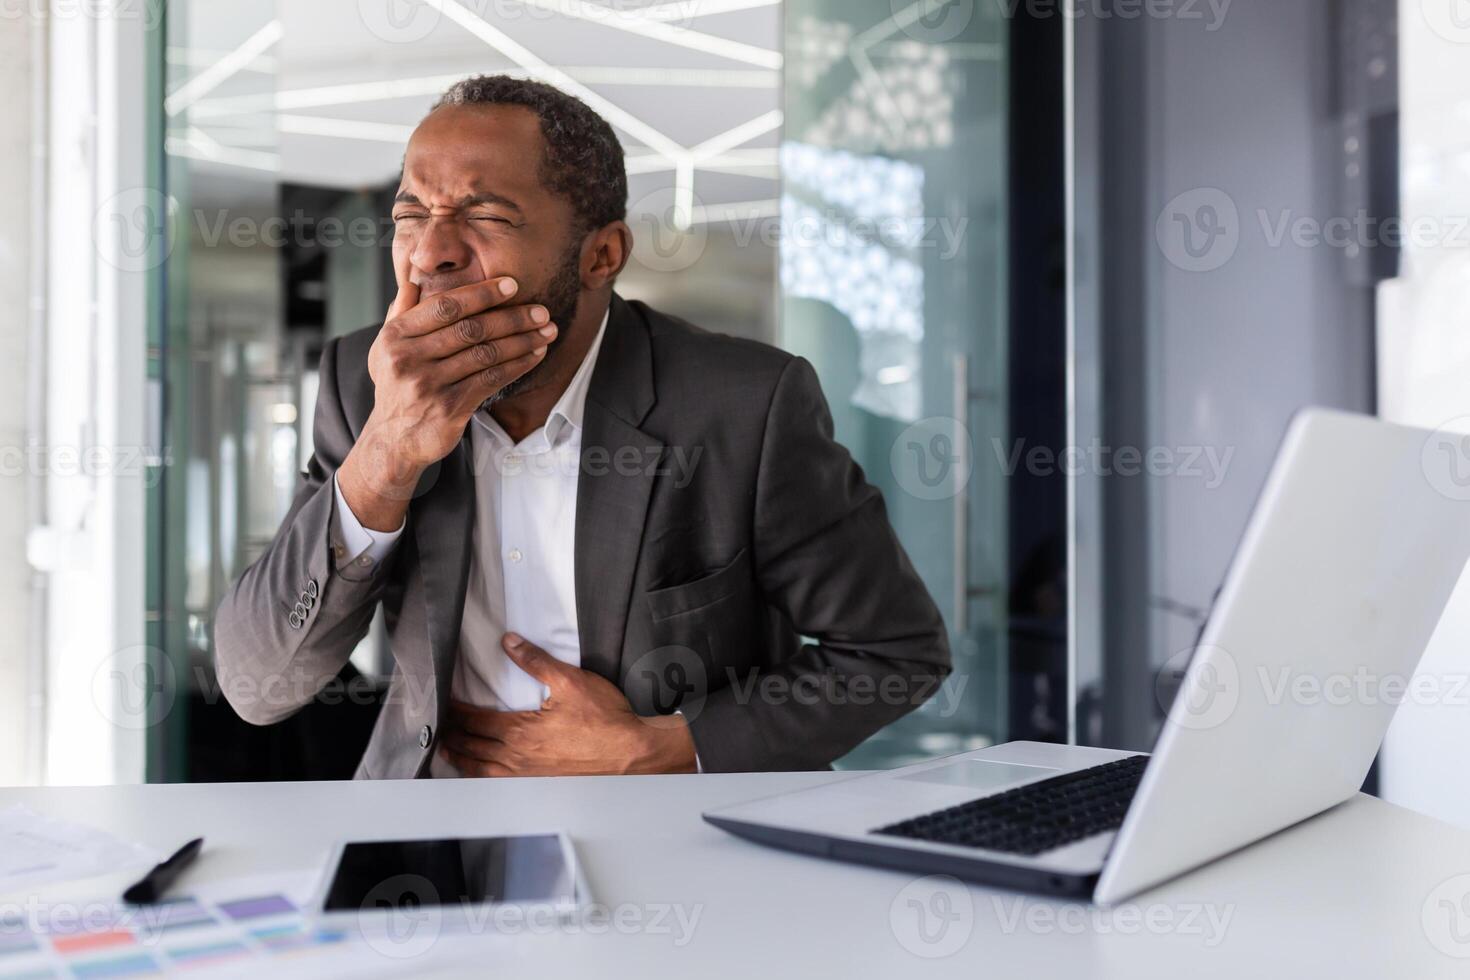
213, 337, 393, 724
686, 356, 952, 771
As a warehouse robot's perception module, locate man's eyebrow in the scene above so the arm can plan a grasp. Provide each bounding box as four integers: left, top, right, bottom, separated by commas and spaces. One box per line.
391, 190, 523, 215
459, 191, 524, 215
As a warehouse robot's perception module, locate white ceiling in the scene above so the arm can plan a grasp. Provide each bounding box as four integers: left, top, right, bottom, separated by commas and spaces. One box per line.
166, 0, 783, 224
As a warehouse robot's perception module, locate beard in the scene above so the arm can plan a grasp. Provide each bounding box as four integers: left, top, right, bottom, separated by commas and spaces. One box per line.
485, 242, 583, 406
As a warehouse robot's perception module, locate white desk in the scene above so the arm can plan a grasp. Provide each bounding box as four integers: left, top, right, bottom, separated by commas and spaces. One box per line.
4, 772, 1470, 978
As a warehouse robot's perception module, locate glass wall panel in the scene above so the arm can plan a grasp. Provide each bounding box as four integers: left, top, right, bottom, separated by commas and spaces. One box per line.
153, 0, 781, 779
781, 0, 1012, 768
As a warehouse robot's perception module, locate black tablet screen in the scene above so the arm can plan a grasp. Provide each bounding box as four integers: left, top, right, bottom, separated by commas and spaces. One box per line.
322, 834, 576, 912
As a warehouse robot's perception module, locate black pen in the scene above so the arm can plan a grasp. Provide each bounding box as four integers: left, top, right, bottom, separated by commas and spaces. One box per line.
123, 837, 204, 906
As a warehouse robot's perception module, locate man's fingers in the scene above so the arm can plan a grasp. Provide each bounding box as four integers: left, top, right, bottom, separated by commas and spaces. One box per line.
387, 279, 421, 321
434, 325, 557, 385
414, 304, 554, 360
442, 730, 508, 763
391, 277, 519, 338
447, 700, 531, 740
448, 347, 547, 411
502, 633, 573, 689
442, 746, 514, 778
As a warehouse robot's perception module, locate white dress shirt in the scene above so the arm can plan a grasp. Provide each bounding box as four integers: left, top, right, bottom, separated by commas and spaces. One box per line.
329, 311, 609, 778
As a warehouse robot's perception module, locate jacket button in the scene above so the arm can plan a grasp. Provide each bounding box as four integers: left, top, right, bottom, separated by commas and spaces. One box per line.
306, 579, 319, 599
419, 725, 432, 749
288, 612, 302, 630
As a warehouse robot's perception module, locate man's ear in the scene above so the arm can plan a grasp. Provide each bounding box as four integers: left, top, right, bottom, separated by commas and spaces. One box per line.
581, 220, 633, 289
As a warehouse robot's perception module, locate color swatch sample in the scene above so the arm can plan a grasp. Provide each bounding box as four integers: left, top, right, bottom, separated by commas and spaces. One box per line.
0, 967, 57, 980
48, 931, 134, 957
247, 923, 347, 955
0, 927, 39, 959
216, 895, 297, 922
162, 939, 250, 969
131, 899, 215, 939
68, 952, 159, 978
0, 888, 347, 978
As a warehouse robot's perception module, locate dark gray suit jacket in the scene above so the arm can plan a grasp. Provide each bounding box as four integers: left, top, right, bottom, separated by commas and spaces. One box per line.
214, 295, 951, 777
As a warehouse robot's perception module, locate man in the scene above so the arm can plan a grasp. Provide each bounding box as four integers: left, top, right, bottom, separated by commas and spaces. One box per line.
214, 75, 950, 778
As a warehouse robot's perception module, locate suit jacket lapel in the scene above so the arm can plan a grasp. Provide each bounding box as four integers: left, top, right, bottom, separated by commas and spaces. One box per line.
411, 439, 475, 710
576, 295, 661, 683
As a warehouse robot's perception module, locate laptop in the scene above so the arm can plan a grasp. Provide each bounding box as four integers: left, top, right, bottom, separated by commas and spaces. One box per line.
704, 409, 1470, 904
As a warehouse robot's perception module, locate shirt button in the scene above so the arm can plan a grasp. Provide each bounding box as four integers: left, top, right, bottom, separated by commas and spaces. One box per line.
355, 555, 374, 568
507, 548, 523, 564
419, 725, 432, 748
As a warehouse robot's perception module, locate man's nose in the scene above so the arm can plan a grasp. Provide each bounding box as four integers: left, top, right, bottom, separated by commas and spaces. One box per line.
408, 215, 473, 276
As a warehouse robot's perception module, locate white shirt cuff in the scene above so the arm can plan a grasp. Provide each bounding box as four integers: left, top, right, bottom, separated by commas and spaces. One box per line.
331, 473, 405, 569
674, 709, 703, 773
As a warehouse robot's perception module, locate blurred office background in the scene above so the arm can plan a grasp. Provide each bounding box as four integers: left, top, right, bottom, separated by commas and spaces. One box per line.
0, 0, 1465, 818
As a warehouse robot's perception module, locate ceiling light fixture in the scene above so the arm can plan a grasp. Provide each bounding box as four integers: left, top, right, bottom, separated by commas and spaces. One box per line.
165, 20, 284, 117
628, 0, 782, 23
427, 0, 781, 230
275, 115, 418, 143
166, 134, 281, 173
513, 0, 782, 68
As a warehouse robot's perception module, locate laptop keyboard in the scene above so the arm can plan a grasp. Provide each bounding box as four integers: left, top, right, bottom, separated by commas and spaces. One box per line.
873, 755, 1149, 856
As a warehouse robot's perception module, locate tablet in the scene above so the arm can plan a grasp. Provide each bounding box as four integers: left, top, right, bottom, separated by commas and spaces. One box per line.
314, 832, 590, 936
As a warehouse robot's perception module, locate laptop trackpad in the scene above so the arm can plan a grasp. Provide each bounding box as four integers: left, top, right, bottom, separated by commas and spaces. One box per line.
899, 761, 1060, 792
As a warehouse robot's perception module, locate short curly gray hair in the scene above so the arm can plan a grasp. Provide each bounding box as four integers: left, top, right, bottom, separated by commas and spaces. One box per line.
432, 74, 627, 233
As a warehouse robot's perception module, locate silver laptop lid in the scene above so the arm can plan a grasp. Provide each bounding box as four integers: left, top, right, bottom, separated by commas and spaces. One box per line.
1096, 409, 1470, 903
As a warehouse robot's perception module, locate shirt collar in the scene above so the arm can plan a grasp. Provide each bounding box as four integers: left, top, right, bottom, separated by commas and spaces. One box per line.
473, 306, 610, 450
544, 306, 610, 444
